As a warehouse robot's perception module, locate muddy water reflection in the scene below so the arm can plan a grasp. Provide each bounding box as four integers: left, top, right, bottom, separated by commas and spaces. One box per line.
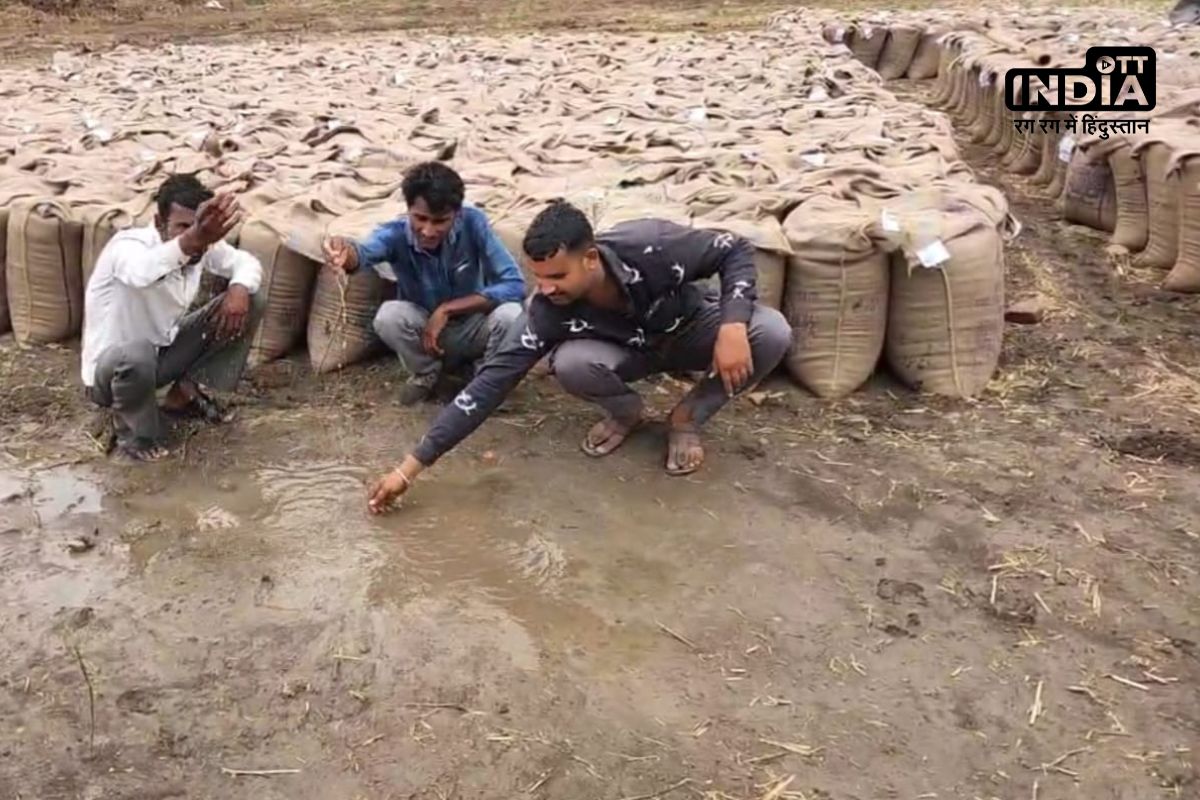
3, 458, 655, 669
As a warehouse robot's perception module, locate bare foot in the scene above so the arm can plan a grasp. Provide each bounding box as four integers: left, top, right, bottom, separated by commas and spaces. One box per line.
581, 414, 642, 457
665, 425, 704, 476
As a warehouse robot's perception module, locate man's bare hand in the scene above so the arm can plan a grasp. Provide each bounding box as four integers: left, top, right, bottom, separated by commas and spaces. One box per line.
322, 237, 359, 273
422, 306, 449, 357
212, 284, 252, 341
711, 322, 753, 397
181, 194, 242, 257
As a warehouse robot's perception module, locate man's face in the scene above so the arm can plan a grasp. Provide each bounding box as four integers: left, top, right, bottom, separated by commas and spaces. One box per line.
530, 246, 600, 306
157, 202, 196, 241
408, 197, 457, 251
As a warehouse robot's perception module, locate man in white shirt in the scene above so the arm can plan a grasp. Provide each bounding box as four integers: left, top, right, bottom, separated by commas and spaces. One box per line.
81, 174, 265, 462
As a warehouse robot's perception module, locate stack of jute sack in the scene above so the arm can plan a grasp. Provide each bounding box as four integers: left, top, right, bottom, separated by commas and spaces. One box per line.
0, 13, 1017, 399
817, 7, 1200, 294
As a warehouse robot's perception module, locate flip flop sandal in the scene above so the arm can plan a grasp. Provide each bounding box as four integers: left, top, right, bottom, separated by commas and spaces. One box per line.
580, 417, 641, 458
665, 427, 704, 476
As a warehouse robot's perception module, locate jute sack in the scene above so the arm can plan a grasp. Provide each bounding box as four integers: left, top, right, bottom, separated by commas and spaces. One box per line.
877, 184, 1015, 397
239, 216, 321, 367
1062, 146, 1117, 232
781, 193, 889, 398
307, 199, 400, 373
1106, 137, 1150, 252
1131, 135, 1185, 269
0, 208, 9, 334
906, 31, 944, 79
0, 174, 70, 334
877, 25, 924, 80
1162, 152, 1200, 292
5, 198, 85, 344
848, 23, 888, 70
79, 195, 155, 285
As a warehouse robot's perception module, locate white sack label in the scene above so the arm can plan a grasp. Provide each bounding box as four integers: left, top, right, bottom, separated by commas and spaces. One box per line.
800, 152, 827, 167
831, 27, 845, 43
916, 240, 951, 269
808, 86, 829, 102
1058, 134, 1076, 162
881, 209, 901, 233
978, 71, 992, 87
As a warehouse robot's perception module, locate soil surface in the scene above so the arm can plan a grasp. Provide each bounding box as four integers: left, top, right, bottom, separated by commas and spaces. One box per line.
3, 14, 1200, 800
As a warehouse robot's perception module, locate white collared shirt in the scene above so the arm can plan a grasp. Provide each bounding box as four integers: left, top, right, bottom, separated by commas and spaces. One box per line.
80, 225, 262, 387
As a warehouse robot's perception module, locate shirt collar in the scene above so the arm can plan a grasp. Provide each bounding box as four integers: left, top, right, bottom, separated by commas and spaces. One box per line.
596, 243, 636, 302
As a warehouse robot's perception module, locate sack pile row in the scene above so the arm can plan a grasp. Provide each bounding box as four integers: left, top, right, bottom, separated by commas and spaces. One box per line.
820, 8, 1200, 293
0, 14, 1018, 398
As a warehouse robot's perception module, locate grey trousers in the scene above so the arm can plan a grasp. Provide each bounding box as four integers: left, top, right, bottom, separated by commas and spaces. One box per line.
86, 290, 266, 445
549, 302, 792, 427
372, 299, 524, 382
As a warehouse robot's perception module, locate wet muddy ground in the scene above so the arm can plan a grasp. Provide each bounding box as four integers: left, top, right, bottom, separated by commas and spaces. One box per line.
3, 56, 1200, 800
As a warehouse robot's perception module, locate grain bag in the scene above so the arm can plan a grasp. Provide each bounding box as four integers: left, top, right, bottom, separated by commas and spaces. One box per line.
0, 209, 9, 335
79, 195, 155, 285
878, 185, 1014, 397
0, 174, 69, 335
239, 217, 321, 367
308, 199, 400, 373
877, 25, 924, 80
1102, 137, 1150, 252
1131, 137, 1184, 269
5, 198, 85, 344
905, 31, 943, 79
1162, 153, 1200, 293
848, 23, 888, 70
781, 193, 889, 398
1062, 146, 1117, 232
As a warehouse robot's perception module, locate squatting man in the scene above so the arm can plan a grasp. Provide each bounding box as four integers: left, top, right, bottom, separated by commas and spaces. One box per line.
361, 200, 793, 513
322, 161, 526, 403
80, 174, 265, 462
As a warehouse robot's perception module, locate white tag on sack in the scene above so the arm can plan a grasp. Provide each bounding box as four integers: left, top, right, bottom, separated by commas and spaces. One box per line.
1058, 134, 1076, 162
808, 86, 829, 101
916, 240, 951, 268
801, 151, 827, 167
831, 26, 845, 43
860, 24, 873, 39
881, 209, 901, 232
978, 71, 991, 87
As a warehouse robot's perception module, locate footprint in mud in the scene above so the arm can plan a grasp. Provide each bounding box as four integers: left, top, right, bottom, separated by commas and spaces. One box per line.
876, 578, 927, 606
116, 688, 160, 715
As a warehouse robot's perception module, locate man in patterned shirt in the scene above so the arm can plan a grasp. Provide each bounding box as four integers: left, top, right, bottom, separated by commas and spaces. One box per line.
366, 200, 793, 512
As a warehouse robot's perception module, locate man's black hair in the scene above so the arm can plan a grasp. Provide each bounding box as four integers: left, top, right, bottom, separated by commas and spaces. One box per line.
522, 200, 595, 261
154, 173, 213, 220
402, 161, 466, 215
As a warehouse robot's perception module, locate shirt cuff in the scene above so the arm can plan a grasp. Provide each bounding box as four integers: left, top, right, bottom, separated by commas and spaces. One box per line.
720, 297, 754, 325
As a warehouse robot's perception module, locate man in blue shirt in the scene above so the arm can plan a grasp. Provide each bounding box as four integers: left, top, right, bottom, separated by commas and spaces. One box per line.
323, 161, 527, 403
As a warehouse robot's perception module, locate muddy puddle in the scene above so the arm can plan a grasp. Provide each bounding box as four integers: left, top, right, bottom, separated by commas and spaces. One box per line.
0, 450, 706, 669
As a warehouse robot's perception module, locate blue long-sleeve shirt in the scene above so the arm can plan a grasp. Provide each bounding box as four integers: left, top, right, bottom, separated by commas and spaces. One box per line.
351, 204, 526, 312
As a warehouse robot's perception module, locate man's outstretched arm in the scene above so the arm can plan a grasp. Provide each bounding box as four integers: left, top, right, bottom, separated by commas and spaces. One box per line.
368, 311, 555, 512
